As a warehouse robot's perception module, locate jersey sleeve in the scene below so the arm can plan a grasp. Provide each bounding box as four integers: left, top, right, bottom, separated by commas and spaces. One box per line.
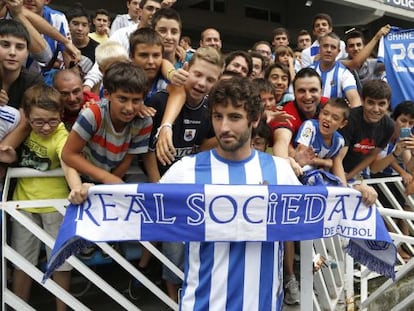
301, 47, 312, 68
0, 106, 20, 140
341, 69, 357, 93
295, 120, 316, 147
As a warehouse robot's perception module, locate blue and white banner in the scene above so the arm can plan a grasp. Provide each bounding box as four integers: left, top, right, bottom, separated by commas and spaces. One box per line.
44, 183, 396, 281
378, 27, 414, 109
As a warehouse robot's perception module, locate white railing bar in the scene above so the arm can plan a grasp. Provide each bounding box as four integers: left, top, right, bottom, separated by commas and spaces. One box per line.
314, 269, 333, 310
313, 239, 338, 298
4, 202, 142, 310
323, 237, 344, 286
2, 203, 8, 309
139, 241, 184, 280
96, 241, 178, 310
8, 200, 178, 309
4, 245, 90, 311
4, 288, 37, 311
388, 232, 414, 245
363, 176, 403, 184
313, 291, 323, 311
3, 199, 184, 281
4, 167, 64, 179
1, 168, 181, 309
377, 183, 405, 212
4, 199, 68, 210
360, 258, 414, 308
377, 207, 414, 220
5, 200, 184, 282
390, 291, 414, 311
344, 251, 355, 309
300, 240, 313, 311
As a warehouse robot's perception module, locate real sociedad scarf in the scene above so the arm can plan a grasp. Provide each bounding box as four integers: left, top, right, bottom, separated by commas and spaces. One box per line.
43, 183, 396, 281
378, 26, 414, 109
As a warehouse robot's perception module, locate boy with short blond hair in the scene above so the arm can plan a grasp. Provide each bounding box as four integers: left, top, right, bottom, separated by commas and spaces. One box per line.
146, 46, 223, 301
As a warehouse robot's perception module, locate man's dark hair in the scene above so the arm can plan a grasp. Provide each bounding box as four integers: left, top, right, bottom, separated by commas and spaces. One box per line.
312, 13, 333, 30
361, 79, 391, 101
0, 19, 30, 46
272, 27, 289, 40
251, 78, 276, 95
251, 40, 272, 51
151, 8, 182, 31
391, 101, 414, 120
264, 62, 291, 86
252, 119, 272, 145
208, 76, 262, 124
140, 0, 162, 9
220, 70, 243, 79
181, 35, 191, 45
103, 62, 148, 95
298, 29, 311, 37
224, 50, 253, 77
249, 51, 266, 72
344, 30, 365, 46
65, 3, 90, 23
293, 67, 322, 90
129, 27, 164, 56
94, 8, 110, 18
325, 98, 351, 120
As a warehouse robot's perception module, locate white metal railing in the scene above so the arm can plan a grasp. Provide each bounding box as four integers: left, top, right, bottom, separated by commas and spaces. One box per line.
2, 168, 412, 310
1, 167, 180, 310
357, 177, 414, 311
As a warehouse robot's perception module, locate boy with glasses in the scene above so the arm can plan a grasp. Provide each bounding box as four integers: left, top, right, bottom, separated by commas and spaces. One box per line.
11, 84, 82, 311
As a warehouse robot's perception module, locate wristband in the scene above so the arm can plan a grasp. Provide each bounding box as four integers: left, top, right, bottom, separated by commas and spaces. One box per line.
155, 123, 172, 139
166, 68, 175, 81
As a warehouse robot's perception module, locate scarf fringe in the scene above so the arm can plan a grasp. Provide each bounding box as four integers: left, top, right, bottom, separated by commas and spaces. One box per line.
346, 239, 396, 280
42, 237, 90, 283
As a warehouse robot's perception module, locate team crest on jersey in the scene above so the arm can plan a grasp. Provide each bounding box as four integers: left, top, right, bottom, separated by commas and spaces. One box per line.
301, 127, 313, 138
184, 129, 196, 141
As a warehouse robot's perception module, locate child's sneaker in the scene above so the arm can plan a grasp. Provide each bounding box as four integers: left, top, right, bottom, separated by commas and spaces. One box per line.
284, 275, 300, 305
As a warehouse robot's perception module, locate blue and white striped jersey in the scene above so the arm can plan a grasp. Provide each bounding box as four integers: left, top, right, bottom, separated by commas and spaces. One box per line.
0, 105, 20, 140
160, 149, 300, 311
295, 119, 345, 159
42, 6, 71, 56
311, 61, 357, 99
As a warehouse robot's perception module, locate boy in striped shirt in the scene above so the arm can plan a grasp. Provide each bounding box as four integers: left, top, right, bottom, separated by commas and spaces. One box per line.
61, 61, 153, 184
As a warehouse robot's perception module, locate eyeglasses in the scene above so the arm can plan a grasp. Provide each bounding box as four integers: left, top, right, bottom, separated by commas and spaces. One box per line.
59, 87, 82, 98
29, 118, 60, 127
